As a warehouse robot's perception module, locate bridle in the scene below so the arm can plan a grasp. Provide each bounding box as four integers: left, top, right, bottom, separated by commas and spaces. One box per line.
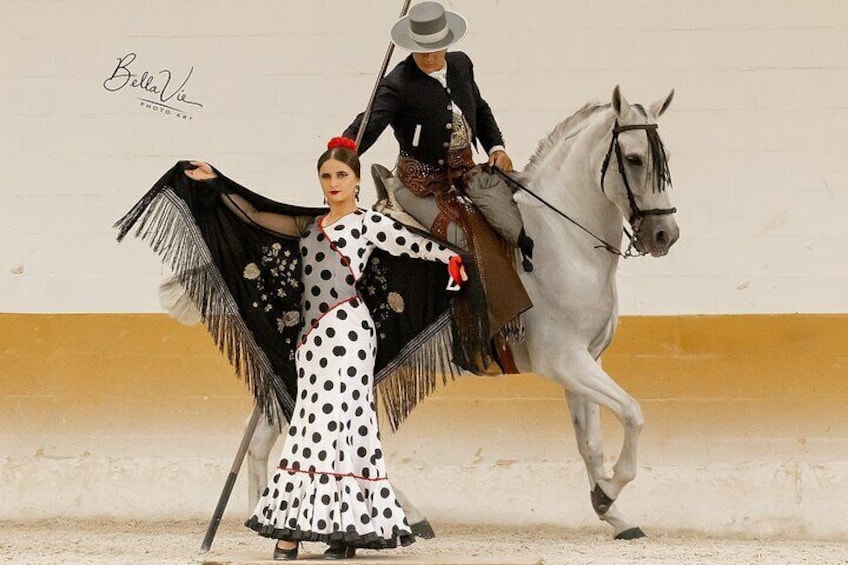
600, 121, 677, 230
490, 118, 676, 259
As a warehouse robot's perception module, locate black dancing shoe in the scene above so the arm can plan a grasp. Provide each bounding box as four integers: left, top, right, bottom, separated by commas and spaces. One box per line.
273, 540, 299, 561
323, 543, 356, 560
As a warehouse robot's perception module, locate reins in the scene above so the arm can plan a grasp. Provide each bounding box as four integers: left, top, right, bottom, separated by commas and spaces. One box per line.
491, 120, 676, 259
488, 165, 633, 258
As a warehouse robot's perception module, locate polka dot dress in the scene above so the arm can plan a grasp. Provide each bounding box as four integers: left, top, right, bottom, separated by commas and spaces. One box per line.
245, 210, 454, 549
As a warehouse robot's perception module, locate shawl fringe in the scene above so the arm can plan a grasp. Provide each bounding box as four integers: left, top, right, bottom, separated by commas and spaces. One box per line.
375, 312, 454, 431
115, 183, 291, 422
375, 285, 491, 431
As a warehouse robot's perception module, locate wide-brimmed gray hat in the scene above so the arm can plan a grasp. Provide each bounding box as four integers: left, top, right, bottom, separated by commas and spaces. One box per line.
390, 1, 467, 53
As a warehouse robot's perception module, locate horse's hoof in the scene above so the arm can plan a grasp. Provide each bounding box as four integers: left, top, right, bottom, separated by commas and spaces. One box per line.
615, 527, 647, 540
591, 484, 615, 515
410, 519, 436, 539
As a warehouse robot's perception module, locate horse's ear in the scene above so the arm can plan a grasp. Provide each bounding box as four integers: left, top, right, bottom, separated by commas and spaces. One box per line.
611, 85, 632, 119
649, 89, 675, 119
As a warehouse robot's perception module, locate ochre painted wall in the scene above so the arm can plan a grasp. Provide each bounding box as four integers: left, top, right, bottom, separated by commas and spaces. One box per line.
4, 313, 846, 441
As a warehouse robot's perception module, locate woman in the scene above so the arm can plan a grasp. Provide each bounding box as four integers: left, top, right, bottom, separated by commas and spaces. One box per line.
185, 138, 466, 560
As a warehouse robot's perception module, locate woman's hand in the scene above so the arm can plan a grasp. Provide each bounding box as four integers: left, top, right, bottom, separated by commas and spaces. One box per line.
184, 161, 217, 181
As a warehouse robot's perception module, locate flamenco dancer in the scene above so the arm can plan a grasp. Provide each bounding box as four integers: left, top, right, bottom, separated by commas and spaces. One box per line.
116, 137, 486, 560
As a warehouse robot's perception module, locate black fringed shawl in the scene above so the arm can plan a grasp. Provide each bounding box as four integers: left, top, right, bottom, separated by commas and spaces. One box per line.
115, 162, 489, 430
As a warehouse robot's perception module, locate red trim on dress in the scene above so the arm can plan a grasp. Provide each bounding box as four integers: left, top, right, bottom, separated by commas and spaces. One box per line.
296, 212, 368, 350
318, 212, 361, 284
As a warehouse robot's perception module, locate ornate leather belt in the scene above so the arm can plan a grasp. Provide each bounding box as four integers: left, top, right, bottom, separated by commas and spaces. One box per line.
397, 148, 474, 198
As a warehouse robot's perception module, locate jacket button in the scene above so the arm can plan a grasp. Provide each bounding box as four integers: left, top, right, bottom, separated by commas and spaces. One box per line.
446, 87, 451, 94
446, 123, 452, 130
442, 141, 450, 148
438, 159, 445, 165
447, 104, 453, 111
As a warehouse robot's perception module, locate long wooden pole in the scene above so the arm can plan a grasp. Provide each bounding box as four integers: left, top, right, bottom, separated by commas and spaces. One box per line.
354, 0, 413, 151
199, 404, 263, 553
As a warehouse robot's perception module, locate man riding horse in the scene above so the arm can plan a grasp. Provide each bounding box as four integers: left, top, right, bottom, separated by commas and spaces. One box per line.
343, 1, 533, 374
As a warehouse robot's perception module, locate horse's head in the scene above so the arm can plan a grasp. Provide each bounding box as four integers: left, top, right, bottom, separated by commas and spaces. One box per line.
600, 86, 680, 257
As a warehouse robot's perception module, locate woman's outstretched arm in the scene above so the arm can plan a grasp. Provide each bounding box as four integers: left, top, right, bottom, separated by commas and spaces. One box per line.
361, 211, 467, 285
185, 161, 308, 237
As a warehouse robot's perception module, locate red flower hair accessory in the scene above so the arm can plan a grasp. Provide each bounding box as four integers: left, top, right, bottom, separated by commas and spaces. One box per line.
327, 136, 357, 152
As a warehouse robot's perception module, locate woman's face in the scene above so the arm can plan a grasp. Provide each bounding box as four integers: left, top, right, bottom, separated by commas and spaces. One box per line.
319, 158, 359, 205
413, 50, 447, 74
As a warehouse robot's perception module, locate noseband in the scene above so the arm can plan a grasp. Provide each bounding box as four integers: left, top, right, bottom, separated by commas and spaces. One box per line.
600, 121, 677, 229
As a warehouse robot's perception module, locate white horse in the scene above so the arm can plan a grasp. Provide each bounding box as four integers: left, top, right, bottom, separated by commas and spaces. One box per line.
244, 86, 679, 540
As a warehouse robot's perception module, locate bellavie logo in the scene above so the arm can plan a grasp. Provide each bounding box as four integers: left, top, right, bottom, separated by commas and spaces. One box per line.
103, 52, 204, 120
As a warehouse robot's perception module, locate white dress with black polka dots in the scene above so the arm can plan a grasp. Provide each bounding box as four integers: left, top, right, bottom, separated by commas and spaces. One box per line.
245, 210, 454, 549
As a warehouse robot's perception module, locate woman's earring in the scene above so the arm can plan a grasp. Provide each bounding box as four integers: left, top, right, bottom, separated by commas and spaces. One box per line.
355, 186, 360, 201
323, 197, 327, 205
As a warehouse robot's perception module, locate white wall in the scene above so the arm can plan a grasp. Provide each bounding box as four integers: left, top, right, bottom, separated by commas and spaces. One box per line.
1, 0, 846, 314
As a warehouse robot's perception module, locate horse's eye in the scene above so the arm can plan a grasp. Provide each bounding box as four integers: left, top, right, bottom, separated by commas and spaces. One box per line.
626, 154, 643, 167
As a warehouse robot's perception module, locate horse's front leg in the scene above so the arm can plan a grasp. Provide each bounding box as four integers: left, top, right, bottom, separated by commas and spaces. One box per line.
553, 350, 644, 520
565, 390, 645, 539
565, 389, 605, 488
247, 414, 283, 511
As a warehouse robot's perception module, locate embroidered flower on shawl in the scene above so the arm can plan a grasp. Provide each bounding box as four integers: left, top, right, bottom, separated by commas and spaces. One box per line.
388, 292, 405, 313
246, 244, 304, 334
282, 310, 300, 327
367, 256, 392, 330
277, 311, 300, 331
370, 257, 388, 288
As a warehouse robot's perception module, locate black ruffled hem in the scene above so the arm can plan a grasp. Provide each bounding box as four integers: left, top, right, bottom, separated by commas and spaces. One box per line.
244, 515, 416, 549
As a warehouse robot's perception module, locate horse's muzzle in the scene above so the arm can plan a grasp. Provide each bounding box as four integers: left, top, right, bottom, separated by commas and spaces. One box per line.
635, 215, 680, 257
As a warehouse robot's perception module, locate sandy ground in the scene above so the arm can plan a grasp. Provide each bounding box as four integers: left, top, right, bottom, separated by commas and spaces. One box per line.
1, 519, 847, 565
